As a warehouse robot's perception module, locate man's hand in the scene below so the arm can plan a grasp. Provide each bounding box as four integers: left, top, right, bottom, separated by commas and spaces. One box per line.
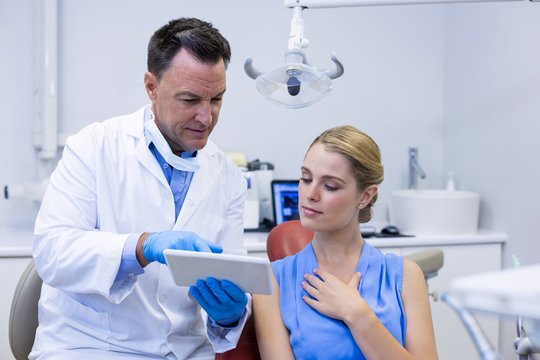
139, 231, 223, 265
189, 277, 247, 326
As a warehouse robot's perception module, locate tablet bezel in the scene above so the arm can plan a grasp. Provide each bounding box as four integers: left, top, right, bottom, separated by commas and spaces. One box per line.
163, 249, 273, 295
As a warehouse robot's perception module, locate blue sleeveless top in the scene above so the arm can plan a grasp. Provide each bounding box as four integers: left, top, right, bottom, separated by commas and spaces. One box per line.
272, 241, 406, 360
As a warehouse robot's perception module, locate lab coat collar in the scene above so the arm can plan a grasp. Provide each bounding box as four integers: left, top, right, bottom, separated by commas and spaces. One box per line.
125, 105, 147, 138
174, 141, 220, 228
126, 105, 222, 227
128, 106, 170, 189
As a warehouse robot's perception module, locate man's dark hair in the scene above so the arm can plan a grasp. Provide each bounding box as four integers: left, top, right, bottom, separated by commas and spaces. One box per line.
147, 17, 231, 80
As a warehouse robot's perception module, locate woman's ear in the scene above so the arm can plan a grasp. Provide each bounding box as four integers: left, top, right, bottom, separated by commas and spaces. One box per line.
359, 185, 378, 208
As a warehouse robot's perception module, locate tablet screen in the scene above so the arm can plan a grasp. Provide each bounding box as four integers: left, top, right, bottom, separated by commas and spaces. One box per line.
163, 249, 273, 295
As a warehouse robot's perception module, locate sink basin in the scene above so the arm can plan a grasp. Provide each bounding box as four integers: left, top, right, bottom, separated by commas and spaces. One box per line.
389, 189, 480, 236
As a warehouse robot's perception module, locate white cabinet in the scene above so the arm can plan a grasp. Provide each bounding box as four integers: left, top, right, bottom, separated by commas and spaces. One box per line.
246, 231, 506, 360
379, 242, 503, 360
0, 257, 31, 360
243, 232, 270, 259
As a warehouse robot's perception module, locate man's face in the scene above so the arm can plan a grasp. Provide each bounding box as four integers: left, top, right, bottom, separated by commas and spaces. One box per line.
144, 48, 226, 154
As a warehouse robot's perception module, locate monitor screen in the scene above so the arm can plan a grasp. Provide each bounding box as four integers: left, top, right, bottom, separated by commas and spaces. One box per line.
271, 180, 300, 226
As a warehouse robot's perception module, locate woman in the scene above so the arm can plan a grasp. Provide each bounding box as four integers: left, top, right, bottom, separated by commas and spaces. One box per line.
253, 125, 438, 359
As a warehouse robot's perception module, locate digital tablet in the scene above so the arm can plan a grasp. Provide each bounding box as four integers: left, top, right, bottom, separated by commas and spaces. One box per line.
163, 249, 273, 295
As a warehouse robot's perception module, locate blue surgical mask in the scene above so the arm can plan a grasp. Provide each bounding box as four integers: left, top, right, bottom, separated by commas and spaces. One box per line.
144, 116, 200, 172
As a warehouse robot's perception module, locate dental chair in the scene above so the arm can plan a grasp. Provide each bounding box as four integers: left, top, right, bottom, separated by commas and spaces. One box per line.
216, 220, 444, 359
266, 220, 444, 283
9, 259, 41, 360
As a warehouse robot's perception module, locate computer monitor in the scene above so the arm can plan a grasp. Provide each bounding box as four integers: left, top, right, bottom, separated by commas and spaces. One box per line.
271, 180, 300, 226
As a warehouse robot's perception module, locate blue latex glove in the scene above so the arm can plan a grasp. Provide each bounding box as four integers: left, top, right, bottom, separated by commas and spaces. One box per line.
189, 277, 247, 326
143, 231, 223, 264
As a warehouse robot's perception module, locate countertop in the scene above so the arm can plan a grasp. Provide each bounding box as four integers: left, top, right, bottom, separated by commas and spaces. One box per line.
0, 228, 508, 258
243, 230, 508, 252
0, 228, 34, 258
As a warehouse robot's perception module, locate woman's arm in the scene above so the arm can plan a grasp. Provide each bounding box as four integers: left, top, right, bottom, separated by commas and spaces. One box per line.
345, 260, 437, 360
401, 258, 438, 359
253, 275, 295, 360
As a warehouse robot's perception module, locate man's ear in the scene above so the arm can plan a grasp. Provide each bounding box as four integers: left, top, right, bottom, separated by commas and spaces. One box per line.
144, 72, 157, 101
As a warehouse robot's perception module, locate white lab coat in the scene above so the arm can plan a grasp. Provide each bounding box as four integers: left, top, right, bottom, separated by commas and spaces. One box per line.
31, 106, 249, 360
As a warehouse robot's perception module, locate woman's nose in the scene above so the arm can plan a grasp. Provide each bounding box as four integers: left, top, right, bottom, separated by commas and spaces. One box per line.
305, 185, 319, 202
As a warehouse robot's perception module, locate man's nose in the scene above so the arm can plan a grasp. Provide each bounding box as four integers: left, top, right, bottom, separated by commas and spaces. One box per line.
195, 102, 213, 126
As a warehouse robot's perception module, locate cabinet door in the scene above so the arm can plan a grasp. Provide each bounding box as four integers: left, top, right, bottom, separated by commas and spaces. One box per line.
401, 244, 502, 360
0, 257, 32, 360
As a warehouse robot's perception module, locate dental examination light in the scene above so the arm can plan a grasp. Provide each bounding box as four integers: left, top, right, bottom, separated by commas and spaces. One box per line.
244, 6, 344, 109
245, 0, 524, 109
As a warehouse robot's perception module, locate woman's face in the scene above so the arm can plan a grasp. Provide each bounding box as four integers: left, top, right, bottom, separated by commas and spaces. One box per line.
298, 143, 364, 233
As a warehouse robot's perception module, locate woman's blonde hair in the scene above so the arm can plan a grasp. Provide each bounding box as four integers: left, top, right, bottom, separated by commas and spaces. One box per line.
308, 125, 384, 223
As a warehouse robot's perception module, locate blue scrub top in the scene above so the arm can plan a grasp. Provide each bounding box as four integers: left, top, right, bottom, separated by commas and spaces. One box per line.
272, 241, 406, 360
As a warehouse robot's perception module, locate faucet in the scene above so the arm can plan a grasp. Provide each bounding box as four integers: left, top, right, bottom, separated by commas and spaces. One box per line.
408, 147, 426, 189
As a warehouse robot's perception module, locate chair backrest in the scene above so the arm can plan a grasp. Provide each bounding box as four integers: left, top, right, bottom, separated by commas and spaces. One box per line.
267, 220, 444, 279
9, 259, 42, 360
215, 220, 312, 360
404, 248, 444, 280
267, 220, 313, 262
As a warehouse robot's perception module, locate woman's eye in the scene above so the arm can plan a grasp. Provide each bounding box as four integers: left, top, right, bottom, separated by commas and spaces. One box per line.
300, 177, 312, 183
325, 184, 339, 191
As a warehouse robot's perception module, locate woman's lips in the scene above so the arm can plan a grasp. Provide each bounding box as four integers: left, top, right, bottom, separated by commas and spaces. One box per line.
302, 206, 322, 217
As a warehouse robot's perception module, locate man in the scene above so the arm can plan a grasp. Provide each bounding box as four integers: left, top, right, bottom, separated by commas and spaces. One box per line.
31, 18, 249, 360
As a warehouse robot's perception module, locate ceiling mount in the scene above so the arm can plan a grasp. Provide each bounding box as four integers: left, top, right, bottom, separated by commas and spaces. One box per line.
284, 0, 524, 7
244, 6, 344, 109
245, 0, 525, 109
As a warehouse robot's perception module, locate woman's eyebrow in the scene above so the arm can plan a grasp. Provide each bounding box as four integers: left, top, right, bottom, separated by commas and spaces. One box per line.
301, 167, 346, 184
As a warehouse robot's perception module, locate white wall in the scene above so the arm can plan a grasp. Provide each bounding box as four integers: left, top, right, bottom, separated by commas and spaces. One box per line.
445, 2, 540, 358
5, 1, 540, 358
0, 0, 446, 229
0, 0, 41, 229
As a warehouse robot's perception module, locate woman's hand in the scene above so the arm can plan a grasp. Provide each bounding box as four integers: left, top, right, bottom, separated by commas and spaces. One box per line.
302, 268, 370, 324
